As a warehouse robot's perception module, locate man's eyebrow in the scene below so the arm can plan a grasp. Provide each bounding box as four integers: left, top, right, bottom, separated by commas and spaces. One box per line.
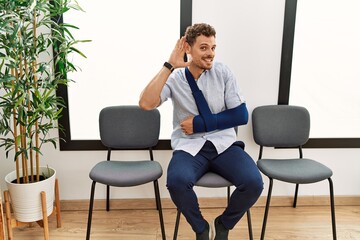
199, 43, 216, 47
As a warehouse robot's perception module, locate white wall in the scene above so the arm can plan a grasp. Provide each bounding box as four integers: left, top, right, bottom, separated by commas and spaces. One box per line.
1, 0, 360, 200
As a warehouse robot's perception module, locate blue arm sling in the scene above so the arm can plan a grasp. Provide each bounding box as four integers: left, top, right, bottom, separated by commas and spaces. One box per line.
185, 67, 248, 133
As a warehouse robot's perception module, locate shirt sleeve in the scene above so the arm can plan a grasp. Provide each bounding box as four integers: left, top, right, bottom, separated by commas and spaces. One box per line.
222, 64, 245, 109
160, 75, 173, 105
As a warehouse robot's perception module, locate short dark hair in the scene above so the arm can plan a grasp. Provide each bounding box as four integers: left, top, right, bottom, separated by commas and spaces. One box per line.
185, 23, 216, 46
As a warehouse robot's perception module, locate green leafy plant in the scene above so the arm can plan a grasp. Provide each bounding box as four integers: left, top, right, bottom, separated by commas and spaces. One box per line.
0, 0, 89, 183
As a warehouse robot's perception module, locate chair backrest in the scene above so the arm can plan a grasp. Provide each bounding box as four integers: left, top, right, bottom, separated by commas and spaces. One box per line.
99, 105, 160, 149
252, 105, 310, 148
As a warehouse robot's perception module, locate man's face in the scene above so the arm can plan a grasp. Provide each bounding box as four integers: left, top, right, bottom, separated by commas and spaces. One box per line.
187, 35, 216, 70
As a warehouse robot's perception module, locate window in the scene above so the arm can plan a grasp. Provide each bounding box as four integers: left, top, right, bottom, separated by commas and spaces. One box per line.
56, 0, 192, 150
278, 0, 360, 148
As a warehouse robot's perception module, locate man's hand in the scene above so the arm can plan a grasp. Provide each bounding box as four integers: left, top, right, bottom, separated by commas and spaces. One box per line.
168, 36, 192, 69
180, 116, 194, 135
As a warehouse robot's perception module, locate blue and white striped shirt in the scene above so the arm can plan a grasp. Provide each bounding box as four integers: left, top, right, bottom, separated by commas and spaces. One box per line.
160, 61, 245, 156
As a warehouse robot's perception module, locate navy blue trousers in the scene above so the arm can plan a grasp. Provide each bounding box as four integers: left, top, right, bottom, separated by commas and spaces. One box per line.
167, 141, 263, 233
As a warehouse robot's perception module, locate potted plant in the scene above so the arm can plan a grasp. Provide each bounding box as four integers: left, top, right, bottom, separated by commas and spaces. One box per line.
0, 0, 88, 222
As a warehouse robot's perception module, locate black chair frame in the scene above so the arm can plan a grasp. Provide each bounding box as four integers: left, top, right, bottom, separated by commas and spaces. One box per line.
86, 146, 166, 240
258, 145, 337, 240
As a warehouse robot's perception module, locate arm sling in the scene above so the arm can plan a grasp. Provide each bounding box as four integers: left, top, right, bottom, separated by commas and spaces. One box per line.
185, 67, 248, 133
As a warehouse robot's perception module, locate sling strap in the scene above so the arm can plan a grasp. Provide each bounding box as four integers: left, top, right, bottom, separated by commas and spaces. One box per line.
185, 67, 217, 131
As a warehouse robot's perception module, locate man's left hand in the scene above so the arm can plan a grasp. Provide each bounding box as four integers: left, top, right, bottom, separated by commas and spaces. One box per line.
180, 116, 194, 135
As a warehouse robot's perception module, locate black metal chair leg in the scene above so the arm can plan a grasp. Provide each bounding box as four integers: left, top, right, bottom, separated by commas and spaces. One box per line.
106, 185, 110, 211
328, 178, 337, 240
153, 181, 160, 210
86, 181, 96, 240
293, 184, 299, 208
173, 209, 181, 240
154, 180, 166, 240
227, 186, 231, 205
246, 210, 253, 240
260, 178, 273, 240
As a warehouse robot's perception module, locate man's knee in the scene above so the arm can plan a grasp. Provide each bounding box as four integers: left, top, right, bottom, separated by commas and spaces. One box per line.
166, 174, 195, 193
248, 175, 264, 198
236, 174, 263, 199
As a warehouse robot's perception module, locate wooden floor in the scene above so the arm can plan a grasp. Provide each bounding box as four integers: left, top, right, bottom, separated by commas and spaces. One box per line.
6, 205, 360, 240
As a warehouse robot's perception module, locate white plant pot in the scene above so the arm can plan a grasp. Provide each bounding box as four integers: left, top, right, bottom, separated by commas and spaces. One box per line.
5, 166, 56, 223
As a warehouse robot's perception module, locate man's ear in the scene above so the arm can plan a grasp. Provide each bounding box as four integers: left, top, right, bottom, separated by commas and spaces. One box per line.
185, 42, 191, 54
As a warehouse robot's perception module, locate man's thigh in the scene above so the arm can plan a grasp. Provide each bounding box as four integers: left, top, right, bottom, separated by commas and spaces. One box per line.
209, 145, 260, 185
167, 150, 210, 186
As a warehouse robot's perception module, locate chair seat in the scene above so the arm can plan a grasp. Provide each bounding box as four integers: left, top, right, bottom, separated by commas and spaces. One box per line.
257, 158, 333, 184
196, 172, 232, 188
89, 160, 163, 187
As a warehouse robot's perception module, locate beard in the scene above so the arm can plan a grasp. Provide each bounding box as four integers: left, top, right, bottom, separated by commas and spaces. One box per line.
193, 56, 214, 70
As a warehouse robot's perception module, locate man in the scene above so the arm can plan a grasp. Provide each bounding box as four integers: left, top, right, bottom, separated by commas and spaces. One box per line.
139, 23, 263, 240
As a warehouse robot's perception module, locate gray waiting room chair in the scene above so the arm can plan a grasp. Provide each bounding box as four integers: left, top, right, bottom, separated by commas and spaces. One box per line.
252, 105, 336, 240
86, 105, 166, 240
173, 140, 253, 240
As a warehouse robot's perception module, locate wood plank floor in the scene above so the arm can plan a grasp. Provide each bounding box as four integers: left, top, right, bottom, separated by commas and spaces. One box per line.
6, 206, 360, 239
